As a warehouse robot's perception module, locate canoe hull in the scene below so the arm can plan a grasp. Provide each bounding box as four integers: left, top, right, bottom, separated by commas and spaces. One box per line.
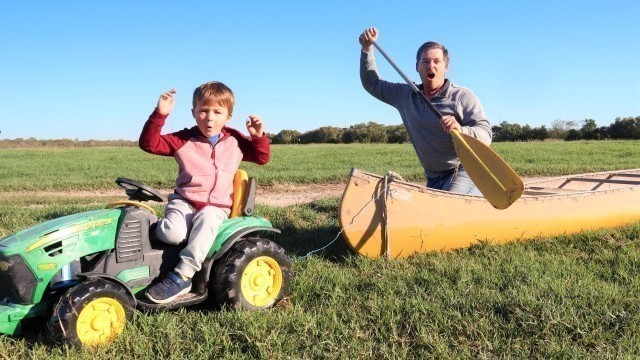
338, 168, 640, 258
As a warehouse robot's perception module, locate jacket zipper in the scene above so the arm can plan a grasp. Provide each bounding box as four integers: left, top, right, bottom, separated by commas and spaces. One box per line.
206, 133, 232, 207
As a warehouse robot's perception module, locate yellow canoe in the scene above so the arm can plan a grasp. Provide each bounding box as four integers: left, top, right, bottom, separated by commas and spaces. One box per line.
338, 168, 640, 258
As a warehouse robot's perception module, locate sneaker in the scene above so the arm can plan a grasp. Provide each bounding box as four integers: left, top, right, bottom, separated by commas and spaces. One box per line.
145, 272, 192, 304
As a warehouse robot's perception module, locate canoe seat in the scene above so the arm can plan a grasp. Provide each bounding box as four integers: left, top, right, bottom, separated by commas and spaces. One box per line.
566, 177, 640, 185
524, 187, 583, 195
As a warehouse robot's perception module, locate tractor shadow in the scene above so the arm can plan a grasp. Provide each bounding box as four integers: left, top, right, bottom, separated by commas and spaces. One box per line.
257, 199, 355, 263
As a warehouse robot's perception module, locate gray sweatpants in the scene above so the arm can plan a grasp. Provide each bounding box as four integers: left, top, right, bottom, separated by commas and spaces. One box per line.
154, 193, 228, 278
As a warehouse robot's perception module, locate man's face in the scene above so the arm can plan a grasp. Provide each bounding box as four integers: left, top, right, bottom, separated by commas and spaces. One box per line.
416, 48, 448, 90
192, 101, 232, 138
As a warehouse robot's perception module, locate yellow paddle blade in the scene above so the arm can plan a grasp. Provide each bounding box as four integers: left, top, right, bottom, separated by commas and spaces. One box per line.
451, 130, 524, 209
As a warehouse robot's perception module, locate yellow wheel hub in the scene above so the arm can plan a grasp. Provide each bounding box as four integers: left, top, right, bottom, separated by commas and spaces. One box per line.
241, 256, 283, 307
76, 297, 127, 346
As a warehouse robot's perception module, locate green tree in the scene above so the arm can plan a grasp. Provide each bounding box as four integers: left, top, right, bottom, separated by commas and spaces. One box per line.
607, 116, 640, 139
579, 119, 601, 140
301, 126, 344, 144
342, 122, 388, 143
492, 121, 522, 142
272, 130, 302, 144
548, 119, 579, 139
385, 125, 410, 143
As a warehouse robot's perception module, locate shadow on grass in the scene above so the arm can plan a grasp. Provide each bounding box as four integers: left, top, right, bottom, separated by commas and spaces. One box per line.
258, 199, 356, 263
275, 223, 354, 263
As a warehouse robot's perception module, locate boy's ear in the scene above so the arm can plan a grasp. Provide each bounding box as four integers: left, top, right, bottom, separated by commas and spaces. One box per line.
226, 113, 233, 122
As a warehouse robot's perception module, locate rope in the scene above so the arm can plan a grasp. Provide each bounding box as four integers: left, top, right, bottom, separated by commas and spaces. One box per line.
298, 172, 399, 259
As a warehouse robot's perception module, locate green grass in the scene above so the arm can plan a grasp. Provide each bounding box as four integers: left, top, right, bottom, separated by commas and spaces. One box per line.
494, 140, 640, 176
0, 194, 639, 358
1, 141, 640, 358
2, 140, 640, 191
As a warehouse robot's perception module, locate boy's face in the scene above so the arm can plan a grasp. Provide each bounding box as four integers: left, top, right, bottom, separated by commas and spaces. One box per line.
191, 101, 232, 138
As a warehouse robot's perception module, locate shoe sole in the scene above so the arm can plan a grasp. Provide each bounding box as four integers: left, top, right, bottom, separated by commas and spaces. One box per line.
145, 285, 192, 304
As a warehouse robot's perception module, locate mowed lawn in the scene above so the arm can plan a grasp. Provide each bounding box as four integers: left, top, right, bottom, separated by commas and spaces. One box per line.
0, 141, 639, 358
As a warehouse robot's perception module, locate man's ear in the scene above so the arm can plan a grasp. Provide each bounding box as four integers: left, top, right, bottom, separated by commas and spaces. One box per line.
191, 109, 195, 118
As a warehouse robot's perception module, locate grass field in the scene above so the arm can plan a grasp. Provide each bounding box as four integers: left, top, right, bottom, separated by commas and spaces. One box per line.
1, 141, 640, 358
3, 140, 640, 191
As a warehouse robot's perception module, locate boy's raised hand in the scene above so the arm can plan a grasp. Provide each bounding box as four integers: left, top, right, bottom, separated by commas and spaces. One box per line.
246, 115, 264, 138
157, 88, 177, 115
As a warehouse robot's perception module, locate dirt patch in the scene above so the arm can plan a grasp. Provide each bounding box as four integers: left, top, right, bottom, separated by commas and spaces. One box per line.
256, 183, 345, 207
3, 177, 546, 208
1, 184, 347, 208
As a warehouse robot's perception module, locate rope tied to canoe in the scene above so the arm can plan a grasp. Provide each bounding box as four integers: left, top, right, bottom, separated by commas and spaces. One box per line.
299, 171, 400, 259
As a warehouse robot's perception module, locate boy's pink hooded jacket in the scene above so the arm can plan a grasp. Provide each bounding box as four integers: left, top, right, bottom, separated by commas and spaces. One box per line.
139, 109, 270, 212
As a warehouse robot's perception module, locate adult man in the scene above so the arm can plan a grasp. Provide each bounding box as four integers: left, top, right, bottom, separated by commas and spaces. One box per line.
359, 27, 492, 194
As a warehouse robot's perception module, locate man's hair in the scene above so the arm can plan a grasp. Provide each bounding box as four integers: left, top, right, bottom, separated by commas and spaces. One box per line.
416, 41, 449, 66
192, 81, 235, 114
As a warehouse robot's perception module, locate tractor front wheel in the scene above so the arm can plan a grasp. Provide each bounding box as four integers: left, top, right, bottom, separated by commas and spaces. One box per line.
213, 238, 293, 310
48, 278, 134, 347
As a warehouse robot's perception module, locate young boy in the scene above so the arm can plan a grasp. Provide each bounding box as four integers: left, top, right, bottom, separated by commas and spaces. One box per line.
139, 81, 270, 304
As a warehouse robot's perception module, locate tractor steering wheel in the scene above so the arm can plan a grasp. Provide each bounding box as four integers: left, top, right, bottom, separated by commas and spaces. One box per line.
115, 178, 164, 203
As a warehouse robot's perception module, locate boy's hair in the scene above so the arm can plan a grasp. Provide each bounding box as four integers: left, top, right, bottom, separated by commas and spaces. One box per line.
192, 81, 235, 114
416, 41, 449, 67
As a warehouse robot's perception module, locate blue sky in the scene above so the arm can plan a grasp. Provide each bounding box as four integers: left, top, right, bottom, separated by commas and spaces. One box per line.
1, 1, 639, 140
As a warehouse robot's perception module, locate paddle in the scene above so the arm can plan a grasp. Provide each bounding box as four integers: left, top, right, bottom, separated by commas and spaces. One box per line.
371, 41, 524, 209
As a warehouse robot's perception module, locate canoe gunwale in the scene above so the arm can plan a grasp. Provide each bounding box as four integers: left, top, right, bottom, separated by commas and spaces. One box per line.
348, 168, 640, 201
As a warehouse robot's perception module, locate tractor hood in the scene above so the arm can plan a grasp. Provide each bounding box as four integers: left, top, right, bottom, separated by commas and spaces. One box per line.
0, 208, 122, 306
0, 209, 121, 255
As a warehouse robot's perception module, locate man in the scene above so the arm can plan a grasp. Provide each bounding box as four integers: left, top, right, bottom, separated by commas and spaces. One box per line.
359, 27, 492, 194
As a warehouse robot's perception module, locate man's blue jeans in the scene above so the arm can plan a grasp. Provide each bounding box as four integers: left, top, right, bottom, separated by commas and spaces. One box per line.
427, 166, 481, 195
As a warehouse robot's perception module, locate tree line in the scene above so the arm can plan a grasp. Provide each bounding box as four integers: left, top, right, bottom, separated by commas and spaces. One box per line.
1, 116, 638, 148
0, 138, 138, 149
269, 123, 410, 144
492, 116, 640, 142
269, 116, 640, 144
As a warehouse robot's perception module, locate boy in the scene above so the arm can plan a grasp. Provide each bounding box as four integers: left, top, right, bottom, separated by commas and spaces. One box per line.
139, 81, 270, 304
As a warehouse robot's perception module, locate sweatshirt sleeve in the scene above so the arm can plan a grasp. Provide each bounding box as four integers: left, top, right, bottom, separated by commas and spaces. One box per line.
360, 50, 409, 107
458, 90, 493, 145
138, 109, 187, 156
227, 129, 271, 165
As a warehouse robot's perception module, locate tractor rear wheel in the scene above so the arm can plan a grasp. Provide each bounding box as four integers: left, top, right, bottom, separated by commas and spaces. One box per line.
48, 278, 134, 347
213, 238, 293, 310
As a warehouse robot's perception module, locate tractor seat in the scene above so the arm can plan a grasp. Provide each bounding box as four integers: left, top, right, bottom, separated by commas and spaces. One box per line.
230, 170, 256, 218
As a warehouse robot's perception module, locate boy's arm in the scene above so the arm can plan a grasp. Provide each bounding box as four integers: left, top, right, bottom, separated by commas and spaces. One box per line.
139, 88, 186, 155
227, 128, 271, 165
138, 109, 185, 156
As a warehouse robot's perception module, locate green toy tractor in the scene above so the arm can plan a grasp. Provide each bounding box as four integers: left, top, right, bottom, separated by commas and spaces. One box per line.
0, 171, 293, 346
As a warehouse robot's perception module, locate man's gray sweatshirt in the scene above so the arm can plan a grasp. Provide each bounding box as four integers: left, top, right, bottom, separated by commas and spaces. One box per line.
360, 50, 492, 177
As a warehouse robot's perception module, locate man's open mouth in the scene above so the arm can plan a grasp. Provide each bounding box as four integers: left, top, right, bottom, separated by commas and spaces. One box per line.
427, 73, 436, 79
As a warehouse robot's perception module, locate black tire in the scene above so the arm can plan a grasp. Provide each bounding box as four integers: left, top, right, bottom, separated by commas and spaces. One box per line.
212, 238, 293, 310
47, 278, 134, 347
